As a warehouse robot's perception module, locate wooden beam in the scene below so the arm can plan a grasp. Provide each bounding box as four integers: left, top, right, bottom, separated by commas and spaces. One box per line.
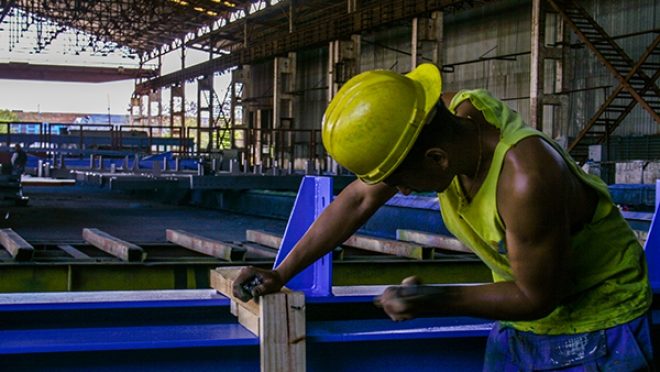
285, 291, 306, 371
343, 234, 433, 260
57, 244, 92, 260
241, 242, 278, 259
0, 228, 34, 261
246, 229, 282, 249
396, 229, 472, 254
210, 267, 260, 316
166, 229, 246, 261
82, 228, 146, 262
260, 293, 293, 372
0, 249, 13, 262
211, 267, 306, 372
237, 300, 260, 336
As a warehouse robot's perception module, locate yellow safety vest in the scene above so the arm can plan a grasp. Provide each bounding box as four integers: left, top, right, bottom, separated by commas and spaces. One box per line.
438, 89, 651, 334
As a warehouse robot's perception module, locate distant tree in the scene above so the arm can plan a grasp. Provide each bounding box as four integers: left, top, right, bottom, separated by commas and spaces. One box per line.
0, 110, 18, 134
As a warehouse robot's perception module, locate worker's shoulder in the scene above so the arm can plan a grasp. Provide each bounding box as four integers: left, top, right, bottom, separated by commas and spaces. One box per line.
499, 136, 570, 198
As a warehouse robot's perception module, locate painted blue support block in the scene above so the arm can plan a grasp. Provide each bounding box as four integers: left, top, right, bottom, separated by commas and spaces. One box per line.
274, 176, 333, 296
645, 179, 660, 292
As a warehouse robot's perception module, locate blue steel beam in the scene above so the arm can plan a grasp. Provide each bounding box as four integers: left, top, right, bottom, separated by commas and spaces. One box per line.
0, 288, 492, 371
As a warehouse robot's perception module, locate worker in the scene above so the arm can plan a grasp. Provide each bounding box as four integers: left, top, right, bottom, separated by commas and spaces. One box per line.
234, 64, 652, 370
11, 144, 27, 177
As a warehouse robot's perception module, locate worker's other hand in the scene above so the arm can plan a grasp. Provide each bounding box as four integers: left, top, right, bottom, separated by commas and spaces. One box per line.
374, 276, 424, 321
233, 266, 284, 302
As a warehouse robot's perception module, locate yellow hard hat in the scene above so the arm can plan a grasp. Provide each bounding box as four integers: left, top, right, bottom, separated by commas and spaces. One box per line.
322, 63, 442, 184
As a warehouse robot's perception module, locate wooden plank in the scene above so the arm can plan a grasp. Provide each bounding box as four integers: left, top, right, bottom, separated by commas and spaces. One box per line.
260, 293, 292, 372
0, 229, 33, 261
236, 299, 260, 336
82, 228, 145, 262
396, 229, 472, 253
166, 229, 246, 261
57, 244, 91, 260
286, 291, 306, 371
240, 242, 278, 259
246, 230, 282, 250
210, 267, 260, 316
342, 234, 432, 260
0, 249, 13, 262
212, 266, 305, 371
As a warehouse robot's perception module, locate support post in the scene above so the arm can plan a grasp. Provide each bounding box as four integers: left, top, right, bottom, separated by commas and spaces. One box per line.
328, 36, 360, 102
412, 11, 444, 68
530, 0, 565, 136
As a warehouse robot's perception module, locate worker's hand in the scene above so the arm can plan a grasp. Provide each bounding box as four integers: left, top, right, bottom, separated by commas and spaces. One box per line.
374, 276, 424, 321
232, 266, 285, 302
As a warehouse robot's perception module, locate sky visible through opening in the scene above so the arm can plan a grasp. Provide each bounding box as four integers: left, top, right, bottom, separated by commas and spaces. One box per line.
0, 10, 230, 116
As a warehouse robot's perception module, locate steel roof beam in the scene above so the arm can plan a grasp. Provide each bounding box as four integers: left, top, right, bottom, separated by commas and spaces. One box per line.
136, 0, 496, 94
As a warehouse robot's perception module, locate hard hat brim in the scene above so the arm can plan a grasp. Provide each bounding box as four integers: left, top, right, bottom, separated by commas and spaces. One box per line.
405, 64, 443, 121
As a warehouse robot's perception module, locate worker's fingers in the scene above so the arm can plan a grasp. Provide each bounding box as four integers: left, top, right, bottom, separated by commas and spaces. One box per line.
232, 268, 285, 303
401, 275, 422, 286
232, 267, 258, 302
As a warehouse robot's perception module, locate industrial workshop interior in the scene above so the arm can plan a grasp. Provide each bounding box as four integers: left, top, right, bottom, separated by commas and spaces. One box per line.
0, 0, 658, 370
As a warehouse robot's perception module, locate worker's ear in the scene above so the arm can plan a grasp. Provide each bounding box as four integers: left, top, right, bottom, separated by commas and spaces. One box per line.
424, 148, 449, 170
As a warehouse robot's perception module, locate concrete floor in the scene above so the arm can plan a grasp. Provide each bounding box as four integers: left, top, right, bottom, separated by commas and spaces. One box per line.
0, 185, 288, 243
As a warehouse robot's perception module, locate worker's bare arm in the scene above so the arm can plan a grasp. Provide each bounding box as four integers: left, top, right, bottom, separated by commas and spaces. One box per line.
275, 179, 397, 283
234, 179, 397, 300
377, 137, 574, 321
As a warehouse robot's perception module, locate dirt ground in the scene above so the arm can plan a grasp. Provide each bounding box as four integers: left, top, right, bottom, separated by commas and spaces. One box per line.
0, 185, 288, 243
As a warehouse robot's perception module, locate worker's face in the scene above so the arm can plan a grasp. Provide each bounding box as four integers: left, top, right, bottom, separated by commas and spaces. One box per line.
383, 151, 454, 195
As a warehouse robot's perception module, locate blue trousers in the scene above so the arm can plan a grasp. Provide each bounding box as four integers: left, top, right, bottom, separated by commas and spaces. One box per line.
483, 315, 654, 371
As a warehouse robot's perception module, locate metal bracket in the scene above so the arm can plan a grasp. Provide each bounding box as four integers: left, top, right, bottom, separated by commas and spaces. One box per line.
645, 179, 660, 291
274, 176, 333, 296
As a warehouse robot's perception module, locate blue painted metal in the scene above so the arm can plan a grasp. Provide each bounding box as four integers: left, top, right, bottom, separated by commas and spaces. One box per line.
5, 288, 660, 371
0, 324, 258, 354
2, 132, 191, 148
308, 317, 492, 342
307, 337, 487, 371
274, 176, 333, 296
609, 183, 656, 208
645, 180, 660, 291
0, 288, 490, 371
0, 290, 229, 312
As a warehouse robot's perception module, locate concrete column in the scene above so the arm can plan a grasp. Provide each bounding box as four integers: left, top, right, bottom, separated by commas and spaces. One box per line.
273, 52, 297, 171
530, 0, 566, 137
412, 11, 444, 68
328, 36, 360, 102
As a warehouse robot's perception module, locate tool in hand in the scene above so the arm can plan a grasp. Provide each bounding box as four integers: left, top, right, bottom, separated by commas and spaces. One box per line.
237, 274, 263, 302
